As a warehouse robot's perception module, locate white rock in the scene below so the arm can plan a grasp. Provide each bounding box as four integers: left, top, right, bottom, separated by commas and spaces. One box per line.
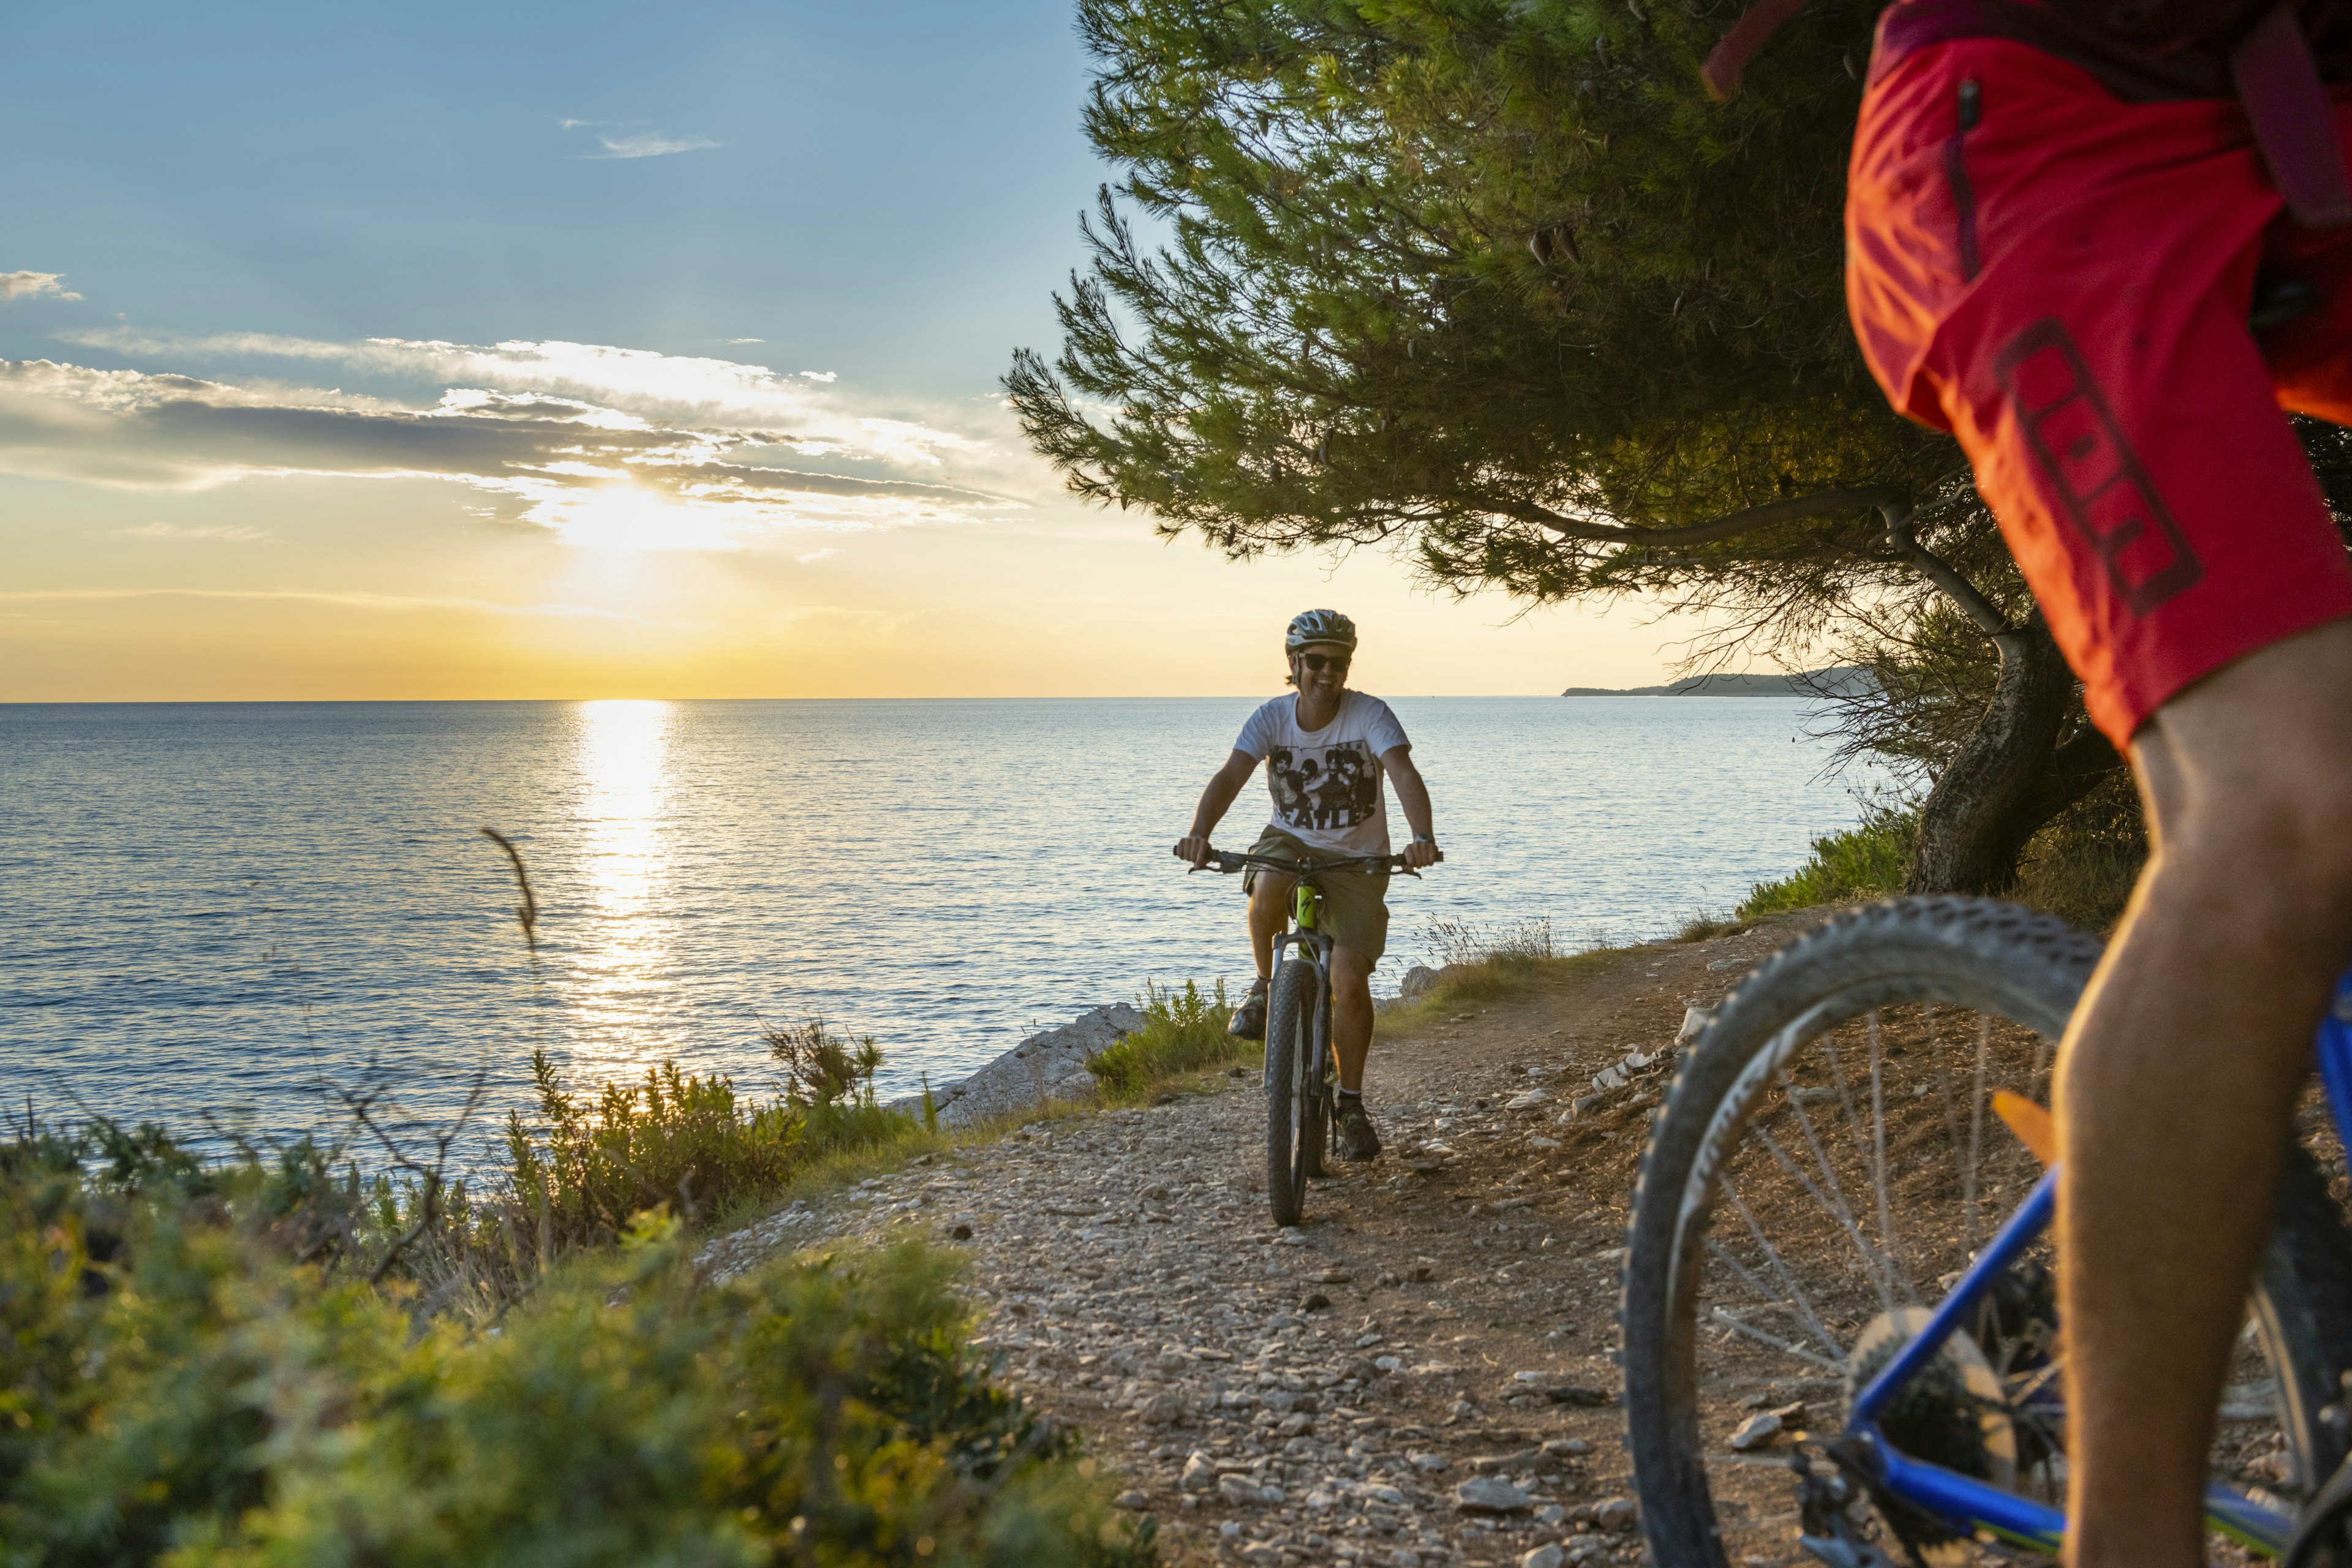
1180, 1452, 1215, 1490
1409, 1450, 1450, 1471
1596, 1496, 1640, 1530
893, 1002, 1148, 1128
1676, 1005, 1714, 1045
1113, 1488, 1149, 1510
1455, 1475, 1536, 1513
1520, 1546, 1567, 1568
1728, 1411, 1782, 1450
1505, 1088, 1551, 1112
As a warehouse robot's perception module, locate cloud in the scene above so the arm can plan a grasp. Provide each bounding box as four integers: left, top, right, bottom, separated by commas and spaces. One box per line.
556, 121, 718, 159
796, 548, 837, 564
61, 329, 984, 467
726, 337, 764, 345
118, 521, 270, 541
591, 131, 719, 159
0, 357, 1023, 552
1, 271, 81, 302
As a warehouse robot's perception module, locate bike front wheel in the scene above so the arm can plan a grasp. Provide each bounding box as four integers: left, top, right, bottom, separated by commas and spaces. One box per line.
1621, 897, 2352, 1567
1265, 956, 1321, 1227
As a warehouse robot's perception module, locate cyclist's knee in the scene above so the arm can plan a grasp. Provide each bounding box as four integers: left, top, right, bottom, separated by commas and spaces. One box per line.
2161, 767, 2352, 925
1249, 873, 1296, 914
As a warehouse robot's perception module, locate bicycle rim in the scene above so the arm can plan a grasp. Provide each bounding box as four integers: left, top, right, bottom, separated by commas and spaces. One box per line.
1622, 898, 2352, 1567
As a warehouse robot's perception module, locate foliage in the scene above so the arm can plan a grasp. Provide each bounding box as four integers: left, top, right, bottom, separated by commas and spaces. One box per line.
1422, 914, 1558, 969
506, 1050, 815, 1248
2010, 772, 2147, 930
1008, 0, 1962, 628
0, 1136, 1150, 1567
1737, 805, 1914, 917
1085, 980, 1238, 1096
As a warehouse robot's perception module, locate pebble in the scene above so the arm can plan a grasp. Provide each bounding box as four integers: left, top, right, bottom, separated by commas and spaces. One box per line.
1454, 1476, 1535, 1514
1520, 1545, 1567, 1568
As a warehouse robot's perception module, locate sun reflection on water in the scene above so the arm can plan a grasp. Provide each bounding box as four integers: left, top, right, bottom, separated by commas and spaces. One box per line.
569, 699, 676, 1063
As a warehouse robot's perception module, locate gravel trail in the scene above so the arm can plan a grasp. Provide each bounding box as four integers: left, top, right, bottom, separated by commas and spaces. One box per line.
699, 918, 1810, 1567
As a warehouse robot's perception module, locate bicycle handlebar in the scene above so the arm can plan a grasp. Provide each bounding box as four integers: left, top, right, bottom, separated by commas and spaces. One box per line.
1186, 846, 1439, 878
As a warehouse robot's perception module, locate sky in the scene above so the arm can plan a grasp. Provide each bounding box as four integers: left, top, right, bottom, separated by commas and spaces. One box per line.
0, 0, 1713, 701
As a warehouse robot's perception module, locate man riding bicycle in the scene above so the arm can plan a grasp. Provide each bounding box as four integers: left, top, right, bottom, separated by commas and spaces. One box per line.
1172, 609, 1441, 1162
1823, 3, 2352, 1562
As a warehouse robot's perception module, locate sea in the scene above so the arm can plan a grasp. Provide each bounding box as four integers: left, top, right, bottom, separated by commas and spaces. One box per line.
0, 698, 1871, 1161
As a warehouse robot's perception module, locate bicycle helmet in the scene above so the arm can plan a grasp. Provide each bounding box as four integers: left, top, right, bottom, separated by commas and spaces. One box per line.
1285, 608, 1358, 654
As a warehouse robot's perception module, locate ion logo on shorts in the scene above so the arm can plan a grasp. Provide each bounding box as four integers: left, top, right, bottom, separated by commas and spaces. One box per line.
1996, 319, 2203, 616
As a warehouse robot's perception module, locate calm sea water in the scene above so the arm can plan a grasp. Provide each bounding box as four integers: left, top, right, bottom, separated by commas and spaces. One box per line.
0, 698, 1867, 1156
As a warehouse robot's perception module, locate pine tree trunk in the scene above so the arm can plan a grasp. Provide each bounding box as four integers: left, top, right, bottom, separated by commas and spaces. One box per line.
1903, 616, 2080, 895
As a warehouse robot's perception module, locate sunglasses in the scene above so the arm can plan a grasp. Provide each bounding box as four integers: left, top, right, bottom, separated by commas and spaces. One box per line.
1296, 652, 1351, 673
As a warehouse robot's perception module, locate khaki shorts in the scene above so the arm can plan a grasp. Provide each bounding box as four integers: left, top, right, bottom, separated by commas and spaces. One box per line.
1240, 826, 1390, 965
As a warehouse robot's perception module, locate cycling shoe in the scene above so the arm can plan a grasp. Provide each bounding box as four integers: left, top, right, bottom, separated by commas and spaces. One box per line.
1333, 1096, 1383, 1161
1228, 978, 1268, 1041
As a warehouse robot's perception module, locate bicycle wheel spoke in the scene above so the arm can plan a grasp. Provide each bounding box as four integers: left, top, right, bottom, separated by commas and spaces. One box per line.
1707, 1306, 1847, 1374
1752, 1117, 1898, 1316
1710, 1188, 1843, 1359
1865, 1012, 1917, 1303
1966, 1014, 1990, 1251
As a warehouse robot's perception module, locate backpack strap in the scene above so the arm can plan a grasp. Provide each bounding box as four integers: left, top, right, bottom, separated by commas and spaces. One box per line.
2234, 2, 2352, 224
1710, 0, 2352, 227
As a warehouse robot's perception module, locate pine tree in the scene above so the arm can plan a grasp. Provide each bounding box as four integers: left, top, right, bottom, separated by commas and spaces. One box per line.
1006, 0, 2113, 893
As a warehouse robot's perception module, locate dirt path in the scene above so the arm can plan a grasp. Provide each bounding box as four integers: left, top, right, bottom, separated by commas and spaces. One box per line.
703, 917, 1811, 1568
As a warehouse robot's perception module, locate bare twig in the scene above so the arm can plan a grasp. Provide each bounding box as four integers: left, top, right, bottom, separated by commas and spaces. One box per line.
477, 827, 540, 952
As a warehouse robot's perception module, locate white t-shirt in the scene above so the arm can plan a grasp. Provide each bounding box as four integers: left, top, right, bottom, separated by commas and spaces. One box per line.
1232, 690, 1412, 858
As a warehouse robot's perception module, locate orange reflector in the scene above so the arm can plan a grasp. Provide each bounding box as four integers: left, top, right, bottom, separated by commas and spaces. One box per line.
1992, 1090, 2059, 1167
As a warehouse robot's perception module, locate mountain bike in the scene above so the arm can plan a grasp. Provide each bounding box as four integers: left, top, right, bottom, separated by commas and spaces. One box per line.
1619, 897, 2352, 1567
1193, 846, 1434, 1229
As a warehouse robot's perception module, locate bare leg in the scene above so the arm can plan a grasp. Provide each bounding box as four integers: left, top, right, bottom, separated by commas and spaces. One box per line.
2062, 620, 2352, 1568
1246, 873, 1297, 981
1330, 944, 1375, 1093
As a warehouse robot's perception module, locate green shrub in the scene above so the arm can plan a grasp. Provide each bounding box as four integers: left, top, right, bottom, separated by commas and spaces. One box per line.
506, 1050, 812, 1248
1737, 807, 1915, 918
1085, 981, 1236, 1097
0, 1139, 1152, 1567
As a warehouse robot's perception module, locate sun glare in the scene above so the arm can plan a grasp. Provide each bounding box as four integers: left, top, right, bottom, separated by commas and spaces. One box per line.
569, 698, 677, 1062
547, 486, 743, 553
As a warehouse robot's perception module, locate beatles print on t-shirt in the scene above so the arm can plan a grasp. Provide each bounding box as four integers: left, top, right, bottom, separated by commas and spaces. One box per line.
1265, 741, 1379, 832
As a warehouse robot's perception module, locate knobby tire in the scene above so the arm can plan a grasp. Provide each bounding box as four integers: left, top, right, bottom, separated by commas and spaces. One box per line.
1266, 957, 1318, 1228
1620, 897, 2352, 1568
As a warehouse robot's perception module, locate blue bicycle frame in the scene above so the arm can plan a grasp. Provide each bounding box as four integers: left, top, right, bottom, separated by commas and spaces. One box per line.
1834, 971, 2352, 1555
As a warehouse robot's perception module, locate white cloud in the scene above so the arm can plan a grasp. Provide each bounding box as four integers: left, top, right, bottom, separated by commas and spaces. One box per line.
2, 271, 81, 302
796, 548, 837, 564
62, 328, 987, 467
577, 129, 718, 159
726, 337, 764, 344
0, 355, 1023, 553
554, 118, 717, 158
119, 521, 270, 541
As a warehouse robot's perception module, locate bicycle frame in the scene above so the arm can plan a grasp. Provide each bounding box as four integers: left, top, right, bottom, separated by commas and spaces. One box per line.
1824, 971, 2352, 1556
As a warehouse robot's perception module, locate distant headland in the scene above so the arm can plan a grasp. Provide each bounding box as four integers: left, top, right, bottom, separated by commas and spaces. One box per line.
1561, 666, 1871, 698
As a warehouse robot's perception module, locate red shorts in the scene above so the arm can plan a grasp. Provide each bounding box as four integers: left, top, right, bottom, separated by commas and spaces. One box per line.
1847, 34, 2352, 747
